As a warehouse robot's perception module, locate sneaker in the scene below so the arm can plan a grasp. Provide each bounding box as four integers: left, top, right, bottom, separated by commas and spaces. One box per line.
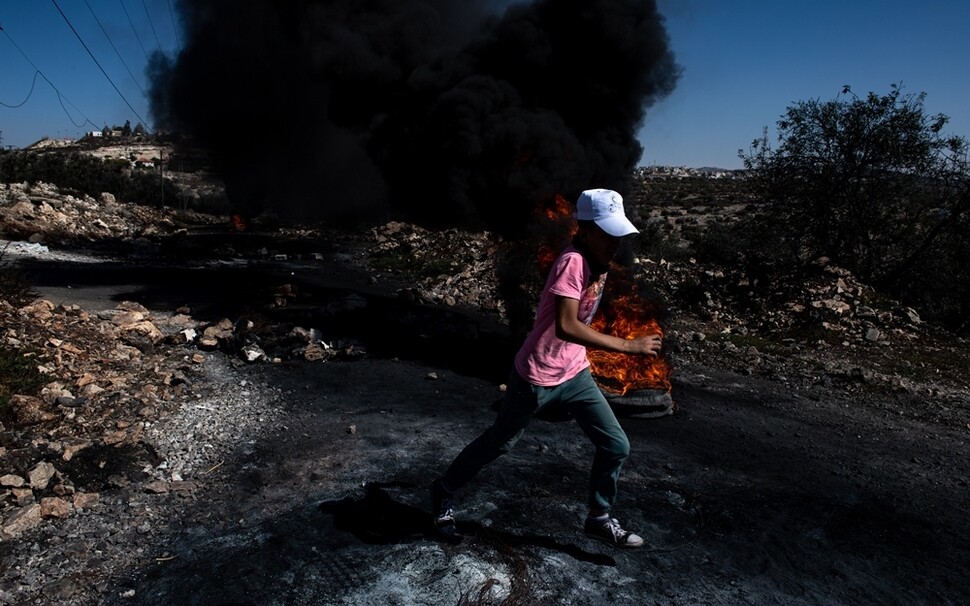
430, 479, 461, 543
584, 515, 644, 549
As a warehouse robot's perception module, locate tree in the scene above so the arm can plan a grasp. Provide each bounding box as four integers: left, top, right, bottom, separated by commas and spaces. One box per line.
739, 84, 970, 330
122, 120, 132, 137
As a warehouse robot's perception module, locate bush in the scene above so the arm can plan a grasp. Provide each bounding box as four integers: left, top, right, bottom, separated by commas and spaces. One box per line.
0, 346, 49, 423
740, 84, 970, 332
0, 247, 37, 307
0, 149, 183, 209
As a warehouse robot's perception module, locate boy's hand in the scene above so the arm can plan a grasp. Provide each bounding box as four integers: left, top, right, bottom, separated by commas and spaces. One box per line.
627, 334, 662, 357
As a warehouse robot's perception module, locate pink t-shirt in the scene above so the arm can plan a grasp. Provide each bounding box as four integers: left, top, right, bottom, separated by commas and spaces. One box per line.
514, 246, 607, 386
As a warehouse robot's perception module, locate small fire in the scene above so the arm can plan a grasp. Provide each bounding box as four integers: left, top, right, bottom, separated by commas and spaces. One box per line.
230, 213, 248, 232
588, 281, 671, 395
534, 194, 671, 396
535, 194, 578, 270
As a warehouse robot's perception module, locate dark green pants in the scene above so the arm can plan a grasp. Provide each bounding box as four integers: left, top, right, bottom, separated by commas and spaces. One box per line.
442, 367, 630, 513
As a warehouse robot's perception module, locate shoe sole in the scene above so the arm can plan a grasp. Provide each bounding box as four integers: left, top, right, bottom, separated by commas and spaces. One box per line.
584, 532, 644, 549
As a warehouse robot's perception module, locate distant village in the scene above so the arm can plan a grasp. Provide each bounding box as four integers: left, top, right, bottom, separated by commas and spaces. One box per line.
634, 165, 743, 179
23, 121, 167, 170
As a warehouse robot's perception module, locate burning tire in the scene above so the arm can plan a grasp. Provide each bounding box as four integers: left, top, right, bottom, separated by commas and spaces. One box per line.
600, 388, 674, 419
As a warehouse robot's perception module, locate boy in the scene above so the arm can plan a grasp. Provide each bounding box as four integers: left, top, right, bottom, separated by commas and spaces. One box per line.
431, 188, 662, 548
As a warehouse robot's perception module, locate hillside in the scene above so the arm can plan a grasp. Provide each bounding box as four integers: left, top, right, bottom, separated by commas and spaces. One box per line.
0, 171, 968, 605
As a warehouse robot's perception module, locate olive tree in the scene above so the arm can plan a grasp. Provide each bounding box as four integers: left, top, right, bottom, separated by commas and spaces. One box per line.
739, 84, 970, 329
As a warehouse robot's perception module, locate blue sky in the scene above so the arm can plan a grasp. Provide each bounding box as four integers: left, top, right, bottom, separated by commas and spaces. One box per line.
639, 0, 970, 169
2, 1, 968, 170
1, 0, 180, 147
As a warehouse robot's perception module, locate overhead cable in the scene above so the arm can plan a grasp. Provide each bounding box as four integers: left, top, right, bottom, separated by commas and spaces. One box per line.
120, 0, 150, 62
0, 23, 97, 129
166, 0, 181, 52
83, 0, 147, 97
142, 0, 162, 51
0, 70, 41, 109
50, 0, 152, 132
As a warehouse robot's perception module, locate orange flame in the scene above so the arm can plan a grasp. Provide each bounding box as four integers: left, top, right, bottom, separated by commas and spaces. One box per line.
534, 194, 671, 396
588, 287, 672, 395
536, 194, 578, 272
230, 214, 247, 232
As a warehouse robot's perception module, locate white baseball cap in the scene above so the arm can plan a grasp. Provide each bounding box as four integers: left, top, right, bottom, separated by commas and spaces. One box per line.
574, 188, 638, 237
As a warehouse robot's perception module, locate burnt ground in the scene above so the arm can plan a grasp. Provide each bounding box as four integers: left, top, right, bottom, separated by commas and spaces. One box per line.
13, 240, 968, 606
95, 358, 969, 606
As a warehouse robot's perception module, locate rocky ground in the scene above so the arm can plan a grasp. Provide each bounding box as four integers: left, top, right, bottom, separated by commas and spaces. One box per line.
0, 181, 968, 605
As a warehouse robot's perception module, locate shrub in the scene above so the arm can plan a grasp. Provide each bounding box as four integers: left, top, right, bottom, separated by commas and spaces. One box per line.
0, 347, 49, 422
0, 247, 37, 307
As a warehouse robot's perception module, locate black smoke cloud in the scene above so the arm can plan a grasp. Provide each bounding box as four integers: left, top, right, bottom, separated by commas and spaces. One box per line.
149, 0, 680, 238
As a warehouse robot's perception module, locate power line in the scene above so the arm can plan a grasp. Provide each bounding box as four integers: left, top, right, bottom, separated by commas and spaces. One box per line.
0, 23, 98, 130
50, 0, 152, 132
83, 0, 147, 98
166, 0, 181, 52
0, 70, 41, 109
120, 0, 150, 62
142, 0, 162, 51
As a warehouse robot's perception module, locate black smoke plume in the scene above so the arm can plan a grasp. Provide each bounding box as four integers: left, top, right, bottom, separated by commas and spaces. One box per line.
149, 0, 680, 238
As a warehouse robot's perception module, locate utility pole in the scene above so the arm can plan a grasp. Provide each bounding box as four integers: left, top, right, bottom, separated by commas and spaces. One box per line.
159, 148, 165, 209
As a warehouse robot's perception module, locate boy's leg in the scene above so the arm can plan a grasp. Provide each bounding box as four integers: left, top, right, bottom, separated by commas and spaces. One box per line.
441, 371, 539, 491
431, 371, 540, 540
564, 369, 643, 548
563, 369, 630, 514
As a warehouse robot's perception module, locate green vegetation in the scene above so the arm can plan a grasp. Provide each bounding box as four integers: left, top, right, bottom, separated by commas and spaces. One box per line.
0, 148, 181, 208
733, 83, 970, 333
0, 346, 49, 422
704, 330, 792, 354
0, 249, 44, 419
0, 249, 37, 307
368, 248, 459, 280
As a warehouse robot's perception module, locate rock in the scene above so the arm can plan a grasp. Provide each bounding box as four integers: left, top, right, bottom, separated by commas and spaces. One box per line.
55, 396, 89, 408
242, 344, 266, 363
28, 461, 56, 490
902, 307, 922, 324
1, 473, 26, 487
103, 429, 129, 446
52, 482, 75, 496
62, 440, 93, 461
119, 319, 165, 344
304, 343, 330, 361
73, 492, 100, 509
145, 480, 170, 494
198, 335, 220, 350
12, 487, 34, 506
1, 503, 43, 538
43, 577, 82, 600
40, 496, 71, 518
10, 394, 58, 424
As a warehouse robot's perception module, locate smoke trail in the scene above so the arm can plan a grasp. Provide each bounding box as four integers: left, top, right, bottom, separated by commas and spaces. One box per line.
149, 0, 680, 237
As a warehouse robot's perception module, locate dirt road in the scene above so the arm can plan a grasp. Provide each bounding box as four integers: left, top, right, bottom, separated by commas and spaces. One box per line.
96, 351, 968, 605
6, 235, 968, 606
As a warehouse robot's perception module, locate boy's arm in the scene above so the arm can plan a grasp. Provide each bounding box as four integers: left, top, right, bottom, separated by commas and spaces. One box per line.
555, 295, 661, 356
